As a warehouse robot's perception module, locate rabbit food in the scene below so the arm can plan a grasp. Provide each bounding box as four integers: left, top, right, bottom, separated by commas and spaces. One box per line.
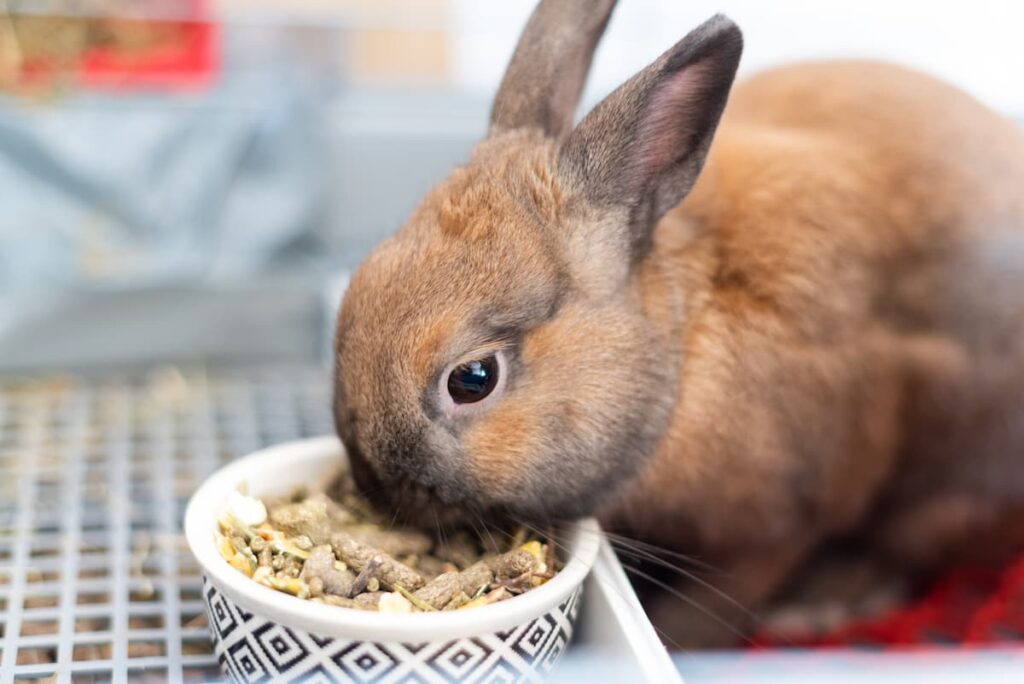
215, 472, 559, 613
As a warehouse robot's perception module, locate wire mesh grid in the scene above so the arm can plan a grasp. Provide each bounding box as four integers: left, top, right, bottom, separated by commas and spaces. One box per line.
0, 365, 334, 683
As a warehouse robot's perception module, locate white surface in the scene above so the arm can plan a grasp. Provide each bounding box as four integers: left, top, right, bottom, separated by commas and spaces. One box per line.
450, 0, 1024, 117
675, 648, 1024, 684
554, 539, 682, 683
184, 435, 601, 643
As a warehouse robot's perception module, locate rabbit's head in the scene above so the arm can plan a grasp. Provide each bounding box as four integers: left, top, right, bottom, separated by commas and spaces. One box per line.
334, 1, 742, 523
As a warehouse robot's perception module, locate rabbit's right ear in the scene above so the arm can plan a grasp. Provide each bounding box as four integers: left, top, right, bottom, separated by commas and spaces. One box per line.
489, 0, 618, 138
560, 15, 743, 259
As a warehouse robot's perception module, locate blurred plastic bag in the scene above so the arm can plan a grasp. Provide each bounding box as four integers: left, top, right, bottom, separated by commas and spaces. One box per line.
0, 71, 329, 291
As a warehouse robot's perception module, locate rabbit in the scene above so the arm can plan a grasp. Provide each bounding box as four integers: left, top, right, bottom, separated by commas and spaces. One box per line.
332, 0, 1024, 646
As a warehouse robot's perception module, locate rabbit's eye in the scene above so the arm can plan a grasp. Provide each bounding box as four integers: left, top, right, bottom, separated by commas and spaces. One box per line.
447, 355, 499, 404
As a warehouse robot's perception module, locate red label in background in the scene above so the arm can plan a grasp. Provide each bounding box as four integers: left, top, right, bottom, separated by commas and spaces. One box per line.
9, 0, 218, 93
79, 19, 218, 91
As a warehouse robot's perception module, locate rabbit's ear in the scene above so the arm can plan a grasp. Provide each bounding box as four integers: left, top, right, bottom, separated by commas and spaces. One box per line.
560, 15, 742, 257
489, 0, 618, 138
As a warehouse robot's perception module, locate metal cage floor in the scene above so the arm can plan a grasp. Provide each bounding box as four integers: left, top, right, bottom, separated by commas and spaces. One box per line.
0, 365, 334, 683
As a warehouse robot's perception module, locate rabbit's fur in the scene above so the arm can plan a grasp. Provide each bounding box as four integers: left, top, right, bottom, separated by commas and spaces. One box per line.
334, 1, 1024, 645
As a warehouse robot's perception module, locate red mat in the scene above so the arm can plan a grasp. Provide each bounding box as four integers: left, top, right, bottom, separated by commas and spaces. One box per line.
753, 555, 1024, 648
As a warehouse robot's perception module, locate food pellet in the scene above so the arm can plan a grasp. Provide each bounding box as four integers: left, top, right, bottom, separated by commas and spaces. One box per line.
215, 468, 560, 612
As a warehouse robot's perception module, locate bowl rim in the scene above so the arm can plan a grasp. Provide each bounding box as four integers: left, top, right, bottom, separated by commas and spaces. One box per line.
185, 436, 600, 642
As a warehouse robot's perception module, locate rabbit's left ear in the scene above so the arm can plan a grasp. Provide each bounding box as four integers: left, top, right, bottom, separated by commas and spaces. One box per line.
490, 0, 618, 138
560, 15, 743, 258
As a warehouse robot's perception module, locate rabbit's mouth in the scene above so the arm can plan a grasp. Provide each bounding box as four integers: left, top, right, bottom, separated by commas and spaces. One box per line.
343, 432, 508, 529
340, 419, 605, 528
368, 475, 481, 528
357, 468, 591, 532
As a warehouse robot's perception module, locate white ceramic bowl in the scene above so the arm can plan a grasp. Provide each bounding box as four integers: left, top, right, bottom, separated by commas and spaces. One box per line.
185, 436, 600, 683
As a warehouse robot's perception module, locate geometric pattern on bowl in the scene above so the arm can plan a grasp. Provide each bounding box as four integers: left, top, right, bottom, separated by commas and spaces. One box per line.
203, 575, 581, 683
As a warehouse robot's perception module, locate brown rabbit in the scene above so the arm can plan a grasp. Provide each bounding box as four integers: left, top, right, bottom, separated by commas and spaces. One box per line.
333, 0, 1024, 646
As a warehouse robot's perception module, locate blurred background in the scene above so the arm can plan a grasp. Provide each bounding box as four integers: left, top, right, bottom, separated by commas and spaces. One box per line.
1, 0, 1022, 371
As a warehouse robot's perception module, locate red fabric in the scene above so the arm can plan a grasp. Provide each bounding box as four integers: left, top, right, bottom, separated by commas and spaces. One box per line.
752, 555, 1024, 648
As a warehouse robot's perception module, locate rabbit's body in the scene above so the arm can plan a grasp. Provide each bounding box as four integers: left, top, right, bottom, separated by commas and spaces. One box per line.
606, 61, 1024, 633
333, 3, 1024, 646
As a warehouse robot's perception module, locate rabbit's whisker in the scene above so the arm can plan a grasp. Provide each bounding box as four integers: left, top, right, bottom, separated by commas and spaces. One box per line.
511, 518, 686, 651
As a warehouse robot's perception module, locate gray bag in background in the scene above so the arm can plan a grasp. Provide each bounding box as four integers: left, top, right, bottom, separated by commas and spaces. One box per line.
0, 73, 328, 289
0, 73, 333, 369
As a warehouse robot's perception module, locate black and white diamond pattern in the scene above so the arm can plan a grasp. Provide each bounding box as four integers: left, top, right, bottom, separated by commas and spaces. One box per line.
427, 637, 491, 680
539, 633, 567, 674
226, 633, 273, 683
208, 584, 239, 639
477, 660, 518, 684
253, 623, 311, 673
293, 665, 340, 684
202, 575, 581, 683
511, 614, 555, 661
332, 641, 399, 682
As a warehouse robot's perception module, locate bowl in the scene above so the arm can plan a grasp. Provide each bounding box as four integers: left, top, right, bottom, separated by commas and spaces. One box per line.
184, 436, 601, 683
